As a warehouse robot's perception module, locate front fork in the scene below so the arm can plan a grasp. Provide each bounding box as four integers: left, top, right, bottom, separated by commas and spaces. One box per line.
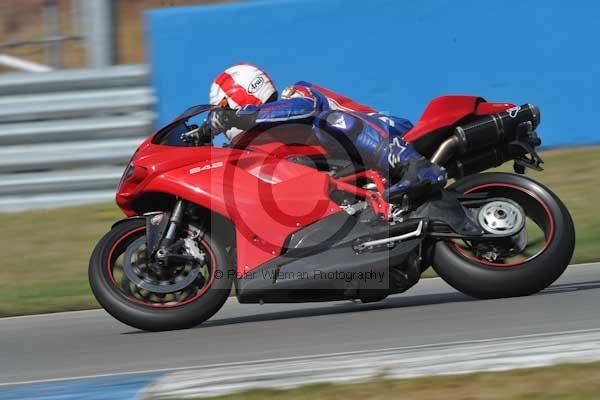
159, 199, 187, 249
146, 199, 190, 268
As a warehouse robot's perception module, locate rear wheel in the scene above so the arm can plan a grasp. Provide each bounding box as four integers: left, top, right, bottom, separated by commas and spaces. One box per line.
89, 219, 234, 331
432, 172, 575, 299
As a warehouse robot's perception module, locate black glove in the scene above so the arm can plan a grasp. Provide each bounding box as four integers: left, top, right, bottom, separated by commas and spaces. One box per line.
180, 122, 212, 145
208, 109, 257, 134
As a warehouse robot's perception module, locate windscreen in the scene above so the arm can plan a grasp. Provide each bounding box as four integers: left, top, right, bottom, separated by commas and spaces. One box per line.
151, 104, 216, 147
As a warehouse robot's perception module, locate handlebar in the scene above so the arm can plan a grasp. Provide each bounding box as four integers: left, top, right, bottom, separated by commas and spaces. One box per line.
180, 122, 213, 146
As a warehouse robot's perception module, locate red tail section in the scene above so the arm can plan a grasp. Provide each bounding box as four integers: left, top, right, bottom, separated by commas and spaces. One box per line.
404, 96, 515, 143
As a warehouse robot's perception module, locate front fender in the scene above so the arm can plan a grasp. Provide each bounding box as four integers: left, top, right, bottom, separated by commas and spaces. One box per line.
111, 216, 145, 230
111, 212, 170, 260
110, 212, 165, 229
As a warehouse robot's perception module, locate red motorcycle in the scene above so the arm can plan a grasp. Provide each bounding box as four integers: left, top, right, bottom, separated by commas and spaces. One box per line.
89, 95, 575, 331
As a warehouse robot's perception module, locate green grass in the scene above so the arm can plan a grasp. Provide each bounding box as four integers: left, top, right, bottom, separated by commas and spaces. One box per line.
0, 146, 598, 317
519, 146, 600, 263
188, 361, 600, 400
0, 204, 122, 316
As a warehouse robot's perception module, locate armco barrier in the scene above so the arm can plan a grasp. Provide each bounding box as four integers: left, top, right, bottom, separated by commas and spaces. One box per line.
0, 138, 143, 173
0, 65, 154, 212
0, 168, 122, 196
0, 64, 150, 95
0, 88, 154, 123
146, 0, 600, 148
0, 113, 153, 145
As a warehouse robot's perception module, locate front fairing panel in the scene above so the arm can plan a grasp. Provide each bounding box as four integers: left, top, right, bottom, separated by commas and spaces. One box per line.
118, 140, 340, 276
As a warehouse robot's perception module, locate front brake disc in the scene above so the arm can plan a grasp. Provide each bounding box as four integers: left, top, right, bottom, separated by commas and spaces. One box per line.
122, 237, 200, 294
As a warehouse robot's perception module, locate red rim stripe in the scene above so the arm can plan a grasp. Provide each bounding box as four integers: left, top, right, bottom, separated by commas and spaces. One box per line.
106, 227, 217, 308
453, 183, 555, 268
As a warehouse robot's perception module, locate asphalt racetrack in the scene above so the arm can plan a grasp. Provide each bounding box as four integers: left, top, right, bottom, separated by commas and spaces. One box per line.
2, 263, 600, 386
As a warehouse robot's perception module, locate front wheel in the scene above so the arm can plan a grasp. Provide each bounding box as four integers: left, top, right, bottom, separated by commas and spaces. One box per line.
432, 172, 575, 299
89, 219, 234, 331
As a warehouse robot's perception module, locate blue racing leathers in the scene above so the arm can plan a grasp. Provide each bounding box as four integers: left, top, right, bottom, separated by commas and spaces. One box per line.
222, 81, 447, 201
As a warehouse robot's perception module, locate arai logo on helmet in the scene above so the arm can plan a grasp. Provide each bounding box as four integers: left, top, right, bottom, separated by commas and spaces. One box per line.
248, 75, 265, 94
189, 161, 223, 175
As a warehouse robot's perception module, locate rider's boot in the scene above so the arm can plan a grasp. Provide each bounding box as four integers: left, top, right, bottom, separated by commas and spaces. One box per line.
383, 158, 447, 204
375, 135, 447, 204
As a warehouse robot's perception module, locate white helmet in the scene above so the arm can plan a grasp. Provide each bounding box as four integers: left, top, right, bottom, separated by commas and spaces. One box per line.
209, 63, 278, 110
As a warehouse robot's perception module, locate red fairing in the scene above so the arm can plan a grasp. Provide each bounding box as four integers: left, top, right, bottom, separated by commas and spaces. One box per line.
404, 96, 515, 143
404, 96, 516, 143
404, 96, 483, 142
117, 140, 339, 278
475, 102, 516, 115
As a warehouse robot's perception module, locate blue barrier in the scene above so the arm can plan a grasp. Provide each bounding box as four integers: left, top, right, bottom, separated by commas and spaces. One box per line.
146, 0, 600, 147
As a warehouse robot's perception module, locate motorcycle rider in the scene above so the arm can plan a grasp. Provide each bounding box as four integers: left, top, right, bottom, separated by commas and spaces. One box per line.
207, 63, 447, 203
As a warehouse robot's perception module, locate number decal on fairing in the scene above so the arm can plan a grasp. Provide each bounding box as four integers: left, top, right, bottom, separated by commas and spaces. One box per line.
189, 161, 224, 174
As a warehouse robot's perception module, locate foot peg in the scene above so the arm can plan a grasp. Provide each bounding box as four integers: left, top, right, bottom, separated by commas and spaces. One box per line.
353, 221, 424, 253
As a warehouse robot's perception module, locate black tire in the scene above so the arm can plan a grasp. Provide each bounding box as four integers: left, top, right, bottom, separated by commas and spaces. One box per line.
89, 219, 234, 331
432, 172, 575, 299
